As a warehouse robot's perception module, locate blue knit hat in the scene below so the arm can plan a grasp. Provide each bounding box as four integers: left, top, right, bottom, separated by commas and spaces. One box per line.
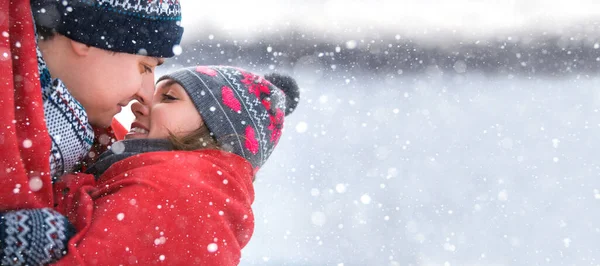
31, 0, 184, 58
158, 66, 300, 171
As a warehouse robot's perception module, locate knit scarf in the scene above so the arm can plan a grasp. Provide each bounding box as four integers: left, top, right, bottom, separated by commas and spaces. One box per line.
36, 36, 95, 180
86, 139, 174, 178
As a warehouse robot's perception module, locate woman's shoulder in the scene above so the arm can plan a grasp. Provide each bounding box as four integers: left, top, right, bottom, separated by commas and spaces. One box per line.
99, 149, 254, 185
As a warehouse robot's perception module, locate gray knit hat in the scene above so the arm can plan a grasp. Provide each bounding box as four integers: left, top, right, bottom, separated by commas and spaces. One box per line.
158, 66, 300, 171
31, 0, 184, 57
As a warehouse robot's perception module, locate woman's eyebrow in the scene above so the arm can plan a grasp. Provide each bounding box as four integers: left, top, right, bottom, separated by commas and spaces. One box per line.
157, 79, 179, 91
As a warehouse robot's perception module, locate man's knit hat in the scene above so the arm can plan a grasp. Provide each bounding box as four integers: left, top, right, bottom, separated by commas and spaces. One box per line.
158, 66, 300, 171
31, 0, 183, 57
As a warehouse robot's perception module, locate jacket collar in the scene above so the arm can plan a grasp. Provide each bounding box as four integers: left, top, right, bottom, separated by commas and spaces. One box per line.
86, 139, 173, 178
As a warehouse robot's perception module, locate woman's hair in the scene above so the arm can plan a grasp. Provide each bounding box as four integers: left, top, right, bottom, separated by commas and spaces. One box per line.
168, 124, 220, 151
170, 125, 257, 181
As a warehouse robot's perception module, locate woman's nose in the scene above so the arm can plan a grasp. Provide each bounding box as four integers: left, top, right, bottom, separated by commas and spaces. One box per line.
131, 101, 149, 118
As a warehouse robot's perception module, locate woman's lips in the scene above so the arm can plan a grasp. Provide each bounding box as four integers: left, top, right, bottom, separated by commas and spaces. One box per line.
129, 127, 149, 134
125, 122, 150, 139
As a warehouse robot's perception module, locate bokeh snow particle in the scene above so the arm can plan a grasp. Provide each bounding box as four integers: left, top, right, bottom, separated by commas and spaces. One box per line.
360, 194, 371, 204
563, 238, 571, 248
345, 40, 357, 49
552, 138, 560, 148
443, 243, 457, 252
22, 139, 32, 149
335, 184, 346, 193
13, 184, 21, 194
172, 45, 182, 56
296, 122, 308, 133
319, 95, 328, 104
498, 190, 508, 201
111, 141, 126, 154
29, 177, 43, 192
453, 60, 467, 73
207, 243, 218, 253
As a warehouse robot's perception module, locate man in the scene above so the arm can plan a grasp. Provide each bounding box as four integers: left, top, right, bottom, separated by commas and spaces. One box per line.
0, 0, 183, 264
34, 0, 183, 176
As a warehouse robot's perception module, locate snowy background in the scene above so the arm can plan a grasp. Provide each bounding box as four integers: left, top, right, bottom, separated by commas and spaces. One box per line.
115, 1, 600, 265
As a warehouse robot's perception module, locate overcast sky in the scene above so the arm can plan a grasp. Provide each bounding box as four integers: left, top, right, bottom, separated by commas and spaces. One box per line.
179, 0, 600, 38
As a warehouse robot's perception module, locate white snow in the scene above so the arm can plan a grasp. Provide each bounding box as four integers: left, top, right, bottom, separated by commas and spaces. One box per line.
172, 45, 182, 56
22, 139, 32, 149
28, 177, 43, 192
110, 141, 125, 155
207, 243, 218, 253
360, 194, 371, 205
295, 122, 308, 133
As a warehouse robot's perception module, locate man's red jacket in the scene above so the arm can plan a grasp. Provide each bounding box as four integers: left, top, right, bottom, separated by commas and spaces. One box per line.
0, 0, 53, 210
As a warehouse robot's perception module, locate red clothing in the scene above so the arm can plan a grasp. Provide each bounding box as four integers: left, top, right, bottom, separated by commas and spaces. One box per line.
53, 149, 256, 265
80, 118, 128, 171
110, 118, 128, 141
0, 0, 53, 210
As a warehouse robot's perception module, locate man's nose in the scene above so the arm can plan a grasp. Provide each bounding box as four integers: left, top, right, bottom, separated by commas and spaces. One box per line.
136, 72, 155, 105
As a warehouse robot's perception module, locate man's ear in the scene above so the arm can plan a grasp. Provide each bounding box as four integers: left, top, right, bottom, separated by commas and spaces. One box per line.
69, 39, 91, 56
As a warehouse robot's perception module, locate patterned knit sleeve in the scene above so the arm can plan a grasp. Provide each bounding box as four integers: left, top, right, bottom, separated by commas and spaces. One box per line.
36, 38, 95, 180
0, 208, 76, 265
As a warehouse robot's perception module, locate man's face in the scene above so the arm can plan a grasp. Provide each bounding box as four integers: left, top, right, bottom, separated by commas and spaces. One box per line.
68, 46, 164, 127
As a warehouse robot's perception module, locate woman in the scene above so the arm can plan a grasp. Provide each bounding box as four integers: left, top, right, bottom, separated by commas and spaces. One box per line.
4, 65, 299, 265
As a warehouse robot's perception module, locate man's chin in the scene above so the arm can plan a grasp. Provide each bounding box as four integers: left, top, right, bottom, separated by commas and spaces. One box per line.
90, 119, 113, 129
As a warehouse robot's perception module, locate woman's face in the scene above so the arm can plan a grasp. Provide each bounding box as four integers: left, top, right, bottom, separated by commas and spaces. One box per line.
125, 79, 203, 140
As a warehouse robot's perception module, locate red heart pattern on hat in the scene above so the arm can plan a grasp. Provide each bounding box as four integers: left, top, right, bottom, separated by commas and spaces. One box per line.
244, 126, 259, 155
221, 86, 241, 112
196, 66, 218, 76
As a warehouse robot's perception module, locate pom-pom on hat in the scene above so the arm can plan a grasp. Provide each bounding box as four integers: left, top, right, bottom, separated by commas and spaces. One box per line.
158, 66, 300, 170
31, 0, 184, 57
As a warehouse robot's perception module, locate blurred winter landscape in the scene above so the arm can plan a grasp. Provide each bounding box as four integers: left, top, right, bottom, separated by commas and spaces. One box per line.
115, 0, 600, 265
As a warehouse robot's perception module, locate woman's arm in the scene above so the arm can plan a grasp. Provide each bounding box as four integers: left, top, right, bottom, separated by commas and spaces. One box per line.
52, 155, 255, 266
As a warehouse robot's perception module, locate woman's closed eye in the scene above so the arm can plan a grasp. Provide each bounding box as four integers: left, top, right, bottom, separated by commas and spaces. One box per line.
161, 93, 178, 101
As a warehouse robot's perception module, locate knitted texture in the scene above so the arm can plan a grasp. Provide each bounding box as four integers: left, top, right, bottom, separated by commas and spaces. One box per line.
0, 208, 76, 265
35, 24, 94, 179
158, 66, 300, 171
31, 0, 184, 57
